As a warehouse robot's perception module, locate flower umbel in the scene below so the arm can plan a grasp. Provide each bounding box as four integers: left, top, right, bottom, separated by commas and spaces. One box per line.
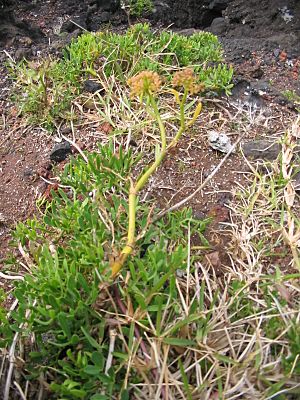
127, 71, 162, 98
172, 68, 204, 95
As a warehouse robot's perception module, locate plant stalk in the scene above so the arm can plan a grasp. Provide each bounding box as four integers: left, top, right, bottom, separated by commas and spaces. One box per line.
111, 95, 167, 277
169, 89, 187, 148
111, 89, 195, 278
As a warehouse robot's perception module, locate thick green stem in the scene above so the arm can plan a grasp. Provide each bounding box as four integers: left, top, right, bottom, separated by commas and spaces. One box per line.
127, 186, 136, 247
124, 182, 137, 251
169, 89, 188, 148
135, 97, 167, 194
111, 183, 136, 277
110, 88, 201, 278
111, 94, 167, 277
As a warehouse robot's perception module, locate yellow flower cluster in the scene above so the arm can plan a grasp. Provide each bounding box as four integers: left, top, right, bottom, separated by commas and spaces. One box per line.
172, 68, 204, 94
127, 71, 162, 98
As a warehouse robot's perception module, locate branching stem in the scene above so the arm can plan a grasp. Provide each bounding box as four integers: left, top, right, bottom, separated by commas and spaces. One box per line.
111, 88, 199, 278
169, 89, 187, 148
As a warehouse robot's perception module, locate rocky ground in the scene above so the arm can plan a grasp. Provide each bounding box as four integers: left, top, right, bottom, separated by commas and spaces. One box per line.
0, 0, 300, 272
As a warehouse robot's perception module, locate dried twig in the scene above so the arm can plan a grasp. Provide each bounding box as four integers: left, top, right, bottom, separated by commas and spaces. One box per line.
105, 329, 117, 375
61, 134, 88, 163
0, 272, 24, 281
18, 242, 34, 268
14, 381, 27, 400
4, 300, 37, 400
113, 285, 167, 400
69, 19, 88, 32
3, 49, 15, 64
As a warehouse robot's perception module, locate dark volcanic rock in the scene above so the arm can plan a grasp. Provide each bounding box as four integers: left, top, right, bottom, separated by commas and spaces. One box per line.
210, 17, 227, 35
152, 0, 227, 28
223, 0, 300, 56
83, 79, 104, 93
209, 0, 231, 12
87, 12, 113, 31
0, 1, 44, 46
242, 140, 281, 161
15, 47, 32, 61
60, 15, 87, 33
98, 11, 112, 22
96, 0, 120, 12
50, 141, 72, 163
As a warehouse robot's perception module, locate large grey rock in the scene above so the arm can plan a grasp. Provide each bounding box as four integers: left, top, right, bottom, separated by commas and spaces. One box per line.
242, 140, 281, 161
210, 17, 227, 35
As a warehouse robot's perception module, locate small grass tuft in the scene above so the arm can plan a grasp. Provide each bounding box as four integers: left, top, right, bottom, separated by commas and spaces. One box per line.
122, 0, 153, 17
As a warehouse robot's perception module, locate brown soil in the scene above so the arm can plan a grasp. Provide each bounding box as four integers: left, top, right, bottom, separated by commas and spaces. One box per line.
0, 127, 51, 257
